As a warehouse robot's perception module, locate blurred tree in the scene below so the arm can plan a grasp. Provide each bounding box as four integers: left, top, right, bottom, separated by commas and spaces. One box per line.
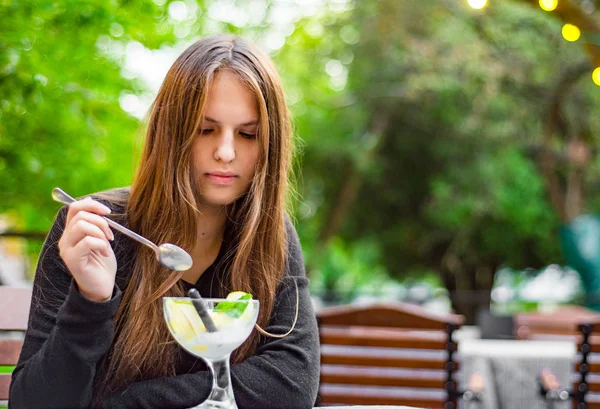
0, 0, 194, 232
282, 0, 600, 320
512, 0, 600, 222
519, 0, 600, 67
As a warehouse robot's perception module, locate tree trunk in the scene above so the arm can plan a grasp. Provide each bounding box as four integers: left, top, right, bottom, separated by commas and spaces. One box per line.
316, 115, 390, 248
565, 138, 592, 221
316, 162, 362, 246
443, 263, 496, 325
539, 60, 592, 222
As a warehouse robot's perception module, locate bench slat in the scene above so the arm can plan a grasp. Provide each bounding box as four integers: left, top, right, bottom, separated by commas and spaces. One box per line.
0, 374, 11, 401
321, 351, 457, 370
321, 370, 446, 389
0, 287, 31, 331
0, 340, 23, 366
578, 380, 600, 393
319, 391, 445, 408
320, 326, 448, 350
318, 303, 463, 330
585, 401, 600, 409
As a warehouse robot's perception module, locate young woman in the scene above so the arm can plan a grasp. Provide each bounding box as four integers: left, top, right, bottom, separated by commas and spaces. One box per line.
9, 34, 320, 409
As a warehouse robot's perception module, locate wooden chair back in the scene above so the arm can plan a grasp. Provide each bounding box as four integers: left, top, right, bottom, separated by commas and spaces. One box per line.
515, 306, 600, 340
0, 286, 32, 401
317, 302, 465, 409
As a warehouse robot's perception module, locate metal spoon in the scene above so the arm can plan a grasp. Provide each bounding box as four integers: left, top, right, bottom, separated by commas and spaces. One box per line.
52, 187, 193, 272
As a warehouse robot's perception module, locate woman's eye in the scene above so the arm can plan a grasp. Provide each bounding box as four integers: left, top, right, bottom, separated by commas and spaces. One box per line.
240, 132, 256, 139
200, 128, 213, 135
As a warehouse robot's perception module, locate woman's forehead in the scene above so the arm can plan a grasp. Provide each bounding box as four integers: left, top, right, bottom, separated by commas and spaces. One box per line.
201, 70, 259, 125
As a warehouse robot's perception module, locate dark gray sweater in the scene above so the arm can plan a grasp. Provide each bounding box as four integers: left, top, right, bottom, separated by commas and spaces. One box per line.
9, 199, 320, 409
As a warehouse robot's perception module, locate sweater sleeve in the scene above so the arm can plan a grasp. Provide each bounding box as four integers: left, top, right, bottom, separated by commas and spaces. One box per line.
101, 219, 320, 409
9, 207, 122, 409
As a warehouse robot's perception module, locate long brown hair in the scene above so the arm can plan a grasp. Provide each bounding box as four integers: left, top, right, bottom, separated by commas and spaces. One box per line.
95, 34, 293, 400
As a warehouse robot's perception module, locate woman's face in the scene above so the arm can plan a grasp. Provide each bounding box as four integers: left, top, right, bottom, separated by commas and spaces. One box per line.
192, 69, 261, 208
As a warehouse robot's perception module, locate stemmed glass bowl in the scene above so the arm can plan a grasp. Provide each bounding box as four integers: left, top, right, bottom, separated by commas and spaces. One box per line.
163, 296, 259, 409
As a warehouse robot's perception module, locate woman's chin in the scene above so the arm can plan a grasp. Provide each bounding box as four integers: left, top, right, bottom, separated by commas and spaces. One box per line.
197, 194, 241, 209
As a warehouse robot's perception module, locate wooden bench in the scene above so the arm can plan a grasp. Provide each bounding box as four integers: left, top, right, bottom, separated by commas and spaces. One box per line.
317, 302, 483, 408
515, 306, 600, 340
0, 286, 32, 402
538, 321, 600, 409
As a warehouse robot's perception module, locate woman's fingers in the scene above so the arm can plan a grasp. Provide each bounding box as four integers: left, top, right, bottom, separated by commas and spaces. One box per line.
71, 235, 112, 259
65, 197, 112, 226
59, 221, 113, 261
65, 211, 114, 243
62, 219, 108, 250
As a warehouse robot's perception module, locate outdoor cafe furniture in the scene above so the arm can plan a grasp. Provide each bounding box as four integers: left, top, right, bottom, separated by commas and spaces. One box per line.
316, 302, 484, 409
0, 286, 31, 401
460, 337, 575, 409
459, 305, 600, 409
538, 321, 600, 409
517, 306, 600, 408
514, 305, 600, 340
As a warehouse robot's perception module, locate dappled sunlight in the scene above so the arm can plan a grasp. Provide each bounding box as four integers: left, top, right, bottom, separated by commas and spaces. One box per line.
539, 0, 558, 12
562, 23, 581, 42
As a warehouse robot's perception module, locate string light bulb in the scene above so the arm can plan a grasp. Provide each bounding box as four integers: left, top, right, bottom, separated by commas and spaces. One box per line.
562, 24, 581, 42
467, 0, 487, 9
539, 0, 558, 11
593, 67, 600, 86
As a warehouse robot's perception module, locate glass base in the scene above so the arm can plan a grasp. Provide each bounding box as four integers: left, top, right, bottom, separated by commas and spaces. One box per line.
188, 400, 238, 409
187, 356, 238, 409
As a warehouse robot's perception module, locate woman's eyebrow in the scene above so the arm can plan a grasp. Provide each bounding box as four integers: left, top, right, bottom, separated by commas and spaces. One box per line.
204, 116, 258, 126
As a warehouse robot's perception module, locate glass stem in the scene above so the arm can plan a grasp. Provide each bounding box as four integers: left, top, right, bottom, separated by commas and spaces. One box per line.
205, 354, 236, 406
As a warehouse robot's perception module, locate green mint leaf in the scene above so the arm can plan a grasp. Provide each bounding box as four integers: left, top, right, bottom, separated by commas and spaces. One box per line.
214, 294, 252, 318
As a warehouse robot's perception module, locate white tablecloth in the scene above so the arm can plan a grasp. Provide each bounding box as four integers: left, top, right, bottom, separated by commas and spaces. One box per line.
459, 339, 576, 409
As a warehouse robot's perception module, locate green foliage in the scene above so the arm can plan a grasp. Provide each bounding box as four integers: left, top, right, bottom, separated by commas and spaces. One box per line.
308, 236, 389, 303
287, 0, 597, 288
0, 0, 187, 230
3, 0, 600, 310
428, 147, 561, 267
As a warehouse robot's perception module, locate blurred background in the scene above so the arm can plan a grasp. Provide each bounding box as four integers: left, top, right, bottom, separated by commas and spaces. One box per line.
2, 0, 600, 325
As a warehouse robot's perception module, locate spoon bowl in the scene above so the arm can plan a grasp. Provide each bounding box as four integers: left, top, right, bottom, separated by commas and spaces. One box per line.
157, 243, 194, 271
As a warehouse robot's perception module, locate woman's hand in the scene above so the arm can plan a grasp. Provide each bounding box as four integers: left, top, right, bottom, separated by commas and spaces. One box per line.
58, 197, 117, 302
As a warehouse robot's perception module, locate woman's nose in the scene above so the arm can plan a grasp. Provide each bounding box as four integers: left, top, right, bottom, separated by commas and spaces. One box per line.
214, 131, 235, 163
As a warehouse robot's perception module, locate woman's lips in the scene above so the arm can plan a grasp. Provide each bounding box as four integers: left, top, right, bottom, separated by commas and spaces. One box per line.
206, 173, 238, 185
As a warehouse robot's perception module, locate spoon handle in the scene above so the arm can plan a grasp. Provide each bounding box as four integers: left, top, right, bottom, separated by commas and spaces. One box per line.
188, 289, 218, 333
52, 187, 159, 252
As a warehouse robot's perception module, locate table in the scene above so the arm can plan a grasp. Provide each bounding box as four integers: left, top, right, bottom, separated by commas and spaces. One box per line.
459, 338, 576, 409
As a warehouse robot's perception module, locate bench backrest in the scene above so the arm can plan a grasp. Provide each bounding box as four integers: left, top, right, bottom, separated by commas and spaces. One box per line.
515, 306, 600, 340
317, 302, 464, 409
0, 286, 32, 401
